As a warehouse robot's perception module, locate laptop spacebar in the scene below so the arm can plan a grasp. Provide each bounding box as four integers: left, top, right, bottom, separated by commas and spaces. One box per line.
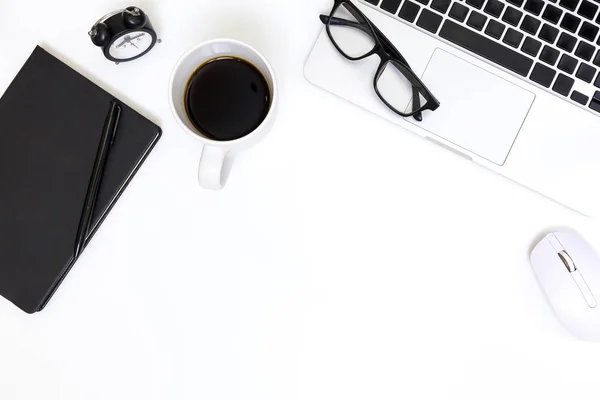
439, 20, 533, 77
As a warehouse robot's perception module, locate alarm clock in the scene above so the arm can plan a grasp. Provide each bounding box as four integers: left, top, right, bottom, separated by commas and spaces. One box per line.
88, 6, 160, 64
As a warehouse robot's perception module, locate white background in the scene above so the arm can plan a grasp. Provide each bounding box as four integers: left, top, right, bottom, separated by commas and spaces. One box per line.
1, 0, 600, 399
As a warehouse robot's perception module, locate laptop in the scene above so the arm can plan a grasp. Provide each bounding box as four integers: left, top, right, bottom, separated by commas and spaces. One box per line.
305, 0, 600, 216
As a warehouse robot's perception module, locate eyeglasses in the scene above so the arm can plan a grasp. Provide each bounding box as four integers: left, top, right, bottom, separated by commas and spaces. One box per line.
320, 0, 440, 121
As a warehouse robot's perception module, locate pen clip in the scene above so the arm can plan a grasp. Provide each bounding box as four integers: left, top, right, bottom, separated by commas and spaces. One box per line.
108, 101, 121, 146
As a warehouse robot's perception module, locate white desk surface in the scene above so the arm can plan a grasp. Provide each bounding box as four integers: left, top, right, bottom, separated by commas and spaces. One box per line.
2, 0, 600, 399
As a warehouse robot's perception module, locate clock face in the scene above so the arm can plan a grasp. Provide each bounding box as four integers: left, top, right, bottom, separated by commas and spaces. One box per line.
108, 31, 154, 60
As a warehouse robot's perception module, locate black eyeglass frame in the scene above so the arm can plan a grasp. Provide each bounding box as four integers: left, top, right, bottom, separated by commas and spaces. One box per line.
320, 0, 440, 121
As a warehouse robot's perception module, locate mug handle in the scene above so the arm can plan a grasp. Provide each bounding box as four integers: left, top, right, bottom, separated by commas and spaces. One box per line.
198, 145, 229, 190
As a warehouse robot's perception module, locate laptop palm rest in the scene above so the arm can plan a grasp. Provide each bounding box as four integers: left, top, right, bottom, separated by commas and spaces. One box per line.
305, 19, 535, 166
412, 49, 534, 165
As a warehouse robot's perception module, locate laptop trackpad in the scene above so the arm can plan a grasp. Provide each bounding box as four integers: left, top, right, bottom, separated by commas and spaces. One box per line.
412, 49, 534, 165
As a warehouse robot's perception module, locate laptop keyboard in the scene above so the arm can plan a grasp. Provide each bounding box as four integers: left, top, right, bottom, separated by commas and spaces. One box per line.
363, 0, 600, 114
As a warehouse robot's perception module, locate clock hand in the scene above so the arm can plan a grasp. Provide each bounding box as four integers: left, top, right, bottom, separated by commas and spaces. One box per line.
131, 42, 139, 49
129, 33, 145, 41
116, 35, 131, 48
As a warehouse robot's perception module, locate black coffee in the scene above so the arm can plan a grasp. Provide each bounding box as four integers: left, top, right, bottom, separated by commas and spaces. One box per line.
185, 57, 271, 141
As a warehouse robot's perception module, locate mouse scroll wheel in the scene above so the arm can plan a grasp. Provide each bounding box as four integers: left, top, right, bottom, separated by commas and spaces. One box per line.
558, 250, 577, 273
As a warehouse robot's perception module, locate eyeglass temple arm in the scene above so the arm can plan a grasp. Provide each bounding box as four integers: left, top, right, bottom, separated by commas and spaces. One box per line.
319, 14, 423, 121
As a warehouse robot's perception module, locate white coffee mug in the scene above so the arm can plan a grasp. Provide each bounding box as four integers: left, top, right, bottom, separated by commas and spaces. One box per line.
169, 39, 277, 190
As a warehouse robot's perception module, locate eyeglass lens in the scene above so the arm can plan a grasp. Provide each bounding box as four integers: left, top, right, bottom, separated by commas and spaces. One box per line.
329, 3, 377, 59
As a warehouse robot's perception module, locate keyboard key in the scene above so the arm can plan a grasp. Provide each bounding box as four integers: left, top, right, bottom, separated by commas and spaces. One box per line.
589, 91, 600, 112
594, 50, 600, 65
552, 73, 576, 94
522, 36, 543, 55
530, 62, 557, 86
575, 40, 596, 59
417, 8, 444, 32
558, 53, 579, 72
595, 72, 600, 86
503, 6, 524, 25
431, 0, 452, 13
467, 11, 488, 30
571, 90, 590, 104
484, 0, 505, 17
561, 13, 582, 32
365, 0, 379, 3
543, 5, 564, 22
524, 0, 545, 15
576, 62, 597, 81
467, 0, 485, 9
521, 15, 542, 34
560, 0, 581, 11
449, 3, 470, 21
504, 27, 524, 46
486, 19, 507, 38
557, 32, 578, 51
578, 0, 599, 19
540, 45, 561, 64
507, 0, 524, 6
439, 20, 534, 76
399, 1, 421, 22
579, 21, 600, 40
539, 24, 560, 43
415, 0, 429, 4
381, 0, 403, 13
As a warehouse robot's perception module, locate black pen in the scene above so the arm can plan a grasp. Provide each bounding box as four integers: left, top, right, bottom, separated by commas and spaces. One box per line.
74, 100, 121, 259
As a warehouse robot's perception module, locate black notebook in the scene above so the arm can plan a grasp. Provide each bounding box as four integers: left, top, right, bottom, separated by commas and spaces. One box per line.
0, 46, 161, 313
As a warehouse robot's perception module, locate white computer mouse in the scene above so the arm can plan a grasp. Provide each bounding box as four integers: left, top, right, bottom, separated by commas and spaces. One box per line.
530, 230, 600, 341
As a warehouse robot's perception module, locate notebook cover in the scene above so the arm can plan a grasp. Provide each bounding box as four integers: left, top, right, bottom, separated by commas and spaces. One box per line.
0, 46, 161, 313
